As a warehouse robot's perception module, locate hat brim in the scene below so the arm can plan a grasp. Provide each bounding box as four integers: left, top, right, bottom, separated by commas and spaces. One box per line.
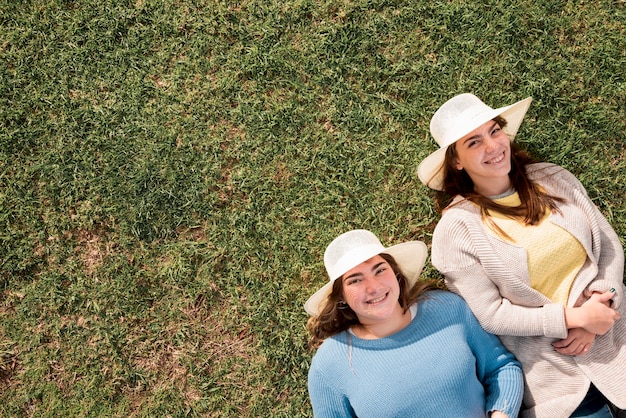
417, 97, 532, 191
304, 241, 428, 316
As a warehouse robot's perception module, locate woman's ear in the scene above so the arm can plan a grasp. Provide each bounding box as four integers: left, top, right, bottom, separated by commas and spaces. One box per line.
454, 158, 463, 170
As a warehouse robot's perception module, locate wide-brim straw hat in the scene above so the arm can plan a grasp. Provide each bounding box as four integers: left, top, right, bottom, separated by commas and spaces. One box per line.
304, 229, 428, 317
417, 93, 532, 191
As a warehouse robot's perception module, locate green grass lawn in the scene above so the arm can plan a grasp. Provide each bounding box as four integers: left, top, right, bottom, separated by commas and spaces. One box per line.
1, 0, 625, 416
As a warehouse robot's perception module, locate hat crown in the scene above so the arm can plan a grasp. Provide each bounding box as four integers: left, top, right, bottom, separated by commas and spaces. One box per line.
430, 93, 494, 148
324, 230, 385, 282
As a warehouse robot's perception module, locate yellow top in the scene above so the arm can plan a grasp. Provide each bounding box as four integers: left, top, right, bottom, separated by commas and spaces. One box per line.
487, 192, 585, 306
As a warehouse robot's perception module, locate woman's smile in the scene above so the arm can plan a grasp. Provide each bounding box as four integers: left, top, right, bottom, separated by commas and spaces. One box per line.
485, 151, 506, 165
367, 293, 388, 304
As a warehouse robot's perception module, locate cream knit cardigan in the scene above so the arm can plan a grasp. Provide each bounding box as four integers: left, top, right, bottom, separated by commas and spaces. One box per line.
432, 163, 626, 418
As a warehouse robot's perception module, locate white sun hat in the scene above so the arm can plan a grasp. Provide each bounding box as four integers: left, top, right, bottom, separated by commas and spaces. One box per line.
417, 93, 533, 191
304, 229, 428, 317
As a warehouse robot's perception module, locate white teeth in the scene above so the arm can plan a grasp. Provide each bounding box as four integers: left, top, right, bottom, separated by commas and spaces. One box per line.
486, 153, 504, 164
368, 295, 385, 304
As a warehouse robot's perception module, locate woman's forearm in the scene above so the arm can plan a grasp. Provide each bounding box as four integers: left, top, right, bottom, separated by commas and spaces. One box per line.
565, 289, 620, 334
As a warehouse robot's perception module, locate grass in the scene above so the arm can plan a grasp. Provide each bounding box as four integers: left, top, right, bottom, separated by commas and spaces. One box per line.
0, 0, 625, 416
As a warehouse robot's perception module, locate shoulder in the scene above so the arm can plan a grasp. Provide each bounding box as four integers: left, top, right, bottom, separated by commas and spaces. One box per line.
526, 163, 591, 202
425, 289, 463, 301
526, 162, 561, 175
313, 332, 347, 357
438, 192, 481, 224
420, 290, 469, 314
310, 334, 348, 373
433, 201, 482, 243
415, 291, 478, 331
526, 163, 582, 187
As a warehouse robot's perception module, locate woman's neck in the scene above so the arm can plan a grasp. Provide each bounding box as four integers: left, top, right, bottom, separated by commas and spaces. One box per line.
488, 186, 516, 200
352, 308, 411, 340
474, 177, 512, 197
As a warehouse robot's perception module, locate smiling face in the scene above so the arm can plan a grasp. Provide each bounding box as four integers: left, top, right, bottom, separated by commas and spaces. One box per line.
453, 119, 513, 196
340, 255, 404, 326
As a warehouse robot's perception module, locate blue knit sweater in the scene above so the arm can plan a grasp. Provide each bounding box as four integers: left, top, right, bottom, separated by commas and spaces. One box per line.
308, 291, 523, 417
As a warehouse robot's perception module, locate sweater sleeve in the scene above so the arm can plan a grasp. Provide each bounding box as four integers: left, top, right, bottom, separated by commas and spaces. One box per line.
432, 213, 568, 339
459, 295, 524, 417
308, 358, 355, 418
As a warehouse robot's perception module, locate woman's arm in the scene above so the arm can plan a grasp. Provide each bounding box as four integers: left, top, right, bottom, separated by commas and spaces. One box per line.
552, 327, 596, 356
462, 298, 523, 418
308, 361, 355, 417
442, 262, 567, 338
432, 212, 568, 338
565, 289, 621, 334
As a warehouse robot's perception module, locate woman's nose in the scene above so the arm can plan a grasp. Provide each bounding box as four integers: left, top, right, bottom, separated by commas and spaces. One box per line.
484, 136, 497, 152
364, 278, 379, 292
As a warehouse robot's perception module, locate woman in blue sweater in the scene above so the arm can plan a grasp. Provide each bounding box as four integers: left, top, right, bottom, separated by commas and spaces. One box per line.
304, 229, 523, 418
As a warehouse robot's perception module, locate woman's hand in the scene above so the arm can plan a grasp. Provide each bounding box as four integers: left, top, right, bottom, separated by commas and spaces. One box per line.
552, 328, 595, 356
565, 289, 620, 335
582, 289, 613, 307
490, 411, 509, 418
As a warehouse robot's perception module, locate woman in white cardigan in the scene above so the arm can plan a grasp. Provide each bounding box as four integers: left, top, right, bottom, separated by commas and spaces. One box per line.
418, 93, 626, 418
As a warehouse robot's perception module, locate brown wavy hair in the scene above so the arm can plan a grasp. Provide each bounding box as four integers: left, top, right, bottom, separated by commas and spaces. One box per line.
434, 116, 563, 227
306, 253, 438, 349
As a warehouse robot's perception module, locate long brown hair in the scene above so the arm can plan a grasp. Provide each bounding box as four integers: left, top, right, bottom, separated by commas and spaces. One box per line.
435, 116, 563, 226
306, 253, 437, 349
